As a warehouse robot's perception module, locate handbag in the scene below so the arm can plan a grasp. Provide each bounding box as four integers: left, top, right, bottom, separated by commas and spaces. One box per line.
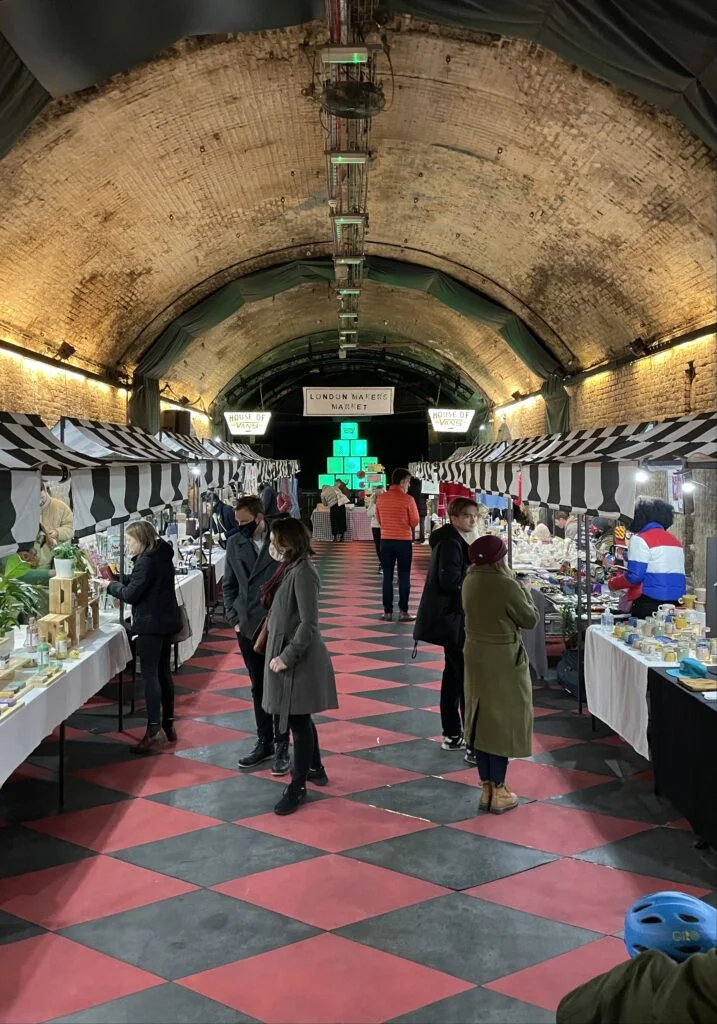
169, 586, 192, 644
253, 615, 269, 654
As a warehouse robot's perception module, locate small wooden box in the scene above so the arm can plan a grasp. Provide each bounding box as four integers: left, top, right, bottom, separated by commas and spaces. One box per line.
67, 608, 83, 646
49, 572, 89, 615
88, 596, 100, 631
37, 613, 72, 647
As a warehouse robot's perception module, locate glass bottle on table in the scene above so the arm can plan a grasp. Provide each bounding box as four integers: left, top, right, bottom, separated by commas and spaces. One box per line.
600, 607, 614, 633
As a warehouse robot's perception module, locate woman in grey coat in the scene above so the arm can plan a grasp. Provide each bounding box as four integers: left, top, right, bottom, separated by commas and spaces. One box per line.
261, 518, 338, 815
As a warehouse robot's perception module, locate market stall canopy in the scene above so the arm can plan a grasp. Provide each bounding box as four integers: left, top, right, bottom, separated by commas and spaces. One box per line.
205, 438, 300, 480
157, 430, 232, 492
0, 412, 105, 557
51, 418, 188, 537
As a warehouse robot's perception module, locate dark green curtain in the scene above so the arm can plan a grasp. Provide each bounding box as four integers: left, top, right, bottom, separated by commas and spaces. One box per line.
541, 375, 570, 433
136, 257, 561, 383
128, 374, 160, 433
0, 34, 49, 160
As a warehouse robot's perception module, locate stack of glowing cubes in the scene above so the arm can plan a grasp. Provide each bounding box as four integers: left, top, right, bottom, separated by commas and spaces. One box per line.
318, 422, 386, 491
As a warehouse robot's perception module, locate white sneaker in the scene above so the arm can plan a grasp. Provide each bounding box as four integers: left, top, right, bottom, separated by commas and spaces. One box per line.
441, 736, 466, 751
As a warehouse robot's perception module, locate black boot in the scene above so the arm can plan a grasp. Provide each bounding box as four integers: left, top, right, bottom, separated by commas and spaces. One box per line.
307, 765, 329, 786
237, 739, 274, 769
130, 725, 165, 756
162, 718, 177, 743
272, 739, 291, 777
274, 782, 307, 816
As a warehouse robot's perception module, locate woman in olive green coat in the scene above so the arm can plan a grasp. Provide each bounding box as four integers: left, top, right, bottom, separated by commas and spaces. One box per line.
462, 535, 538, 813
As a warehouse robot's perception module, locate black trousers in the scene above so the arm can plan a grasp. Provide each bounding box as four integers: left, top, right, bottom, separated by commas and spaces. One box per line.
135, 634, 174, 727
631, 594, 662, 620
440, 648, 465, 738
330, 504, 347, 539
237, 633, 288, 746
372, 527, 382, 563
380, 539, 413, 613
476, 751, 508, 785
289, 714, 322, 788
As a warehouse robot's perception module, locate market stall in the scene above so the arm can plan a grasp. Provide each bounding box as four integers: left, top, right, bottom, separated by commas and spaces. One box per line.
311, 504, 372, 541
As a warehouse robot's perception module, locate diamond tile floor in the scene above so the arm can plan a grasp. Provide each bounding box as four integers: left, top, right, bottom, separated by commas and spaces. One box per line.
2, 541, 716, 1023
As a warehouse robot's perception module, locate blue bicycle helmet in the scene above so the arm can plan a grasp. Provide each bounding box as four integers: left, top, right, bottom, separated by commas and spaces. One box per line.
625, 891, 717, 962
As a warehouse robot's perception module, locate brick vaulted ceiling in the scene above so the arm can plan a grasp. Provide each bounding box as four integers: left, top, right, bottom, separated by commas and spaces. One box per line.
0, 18, 715, 410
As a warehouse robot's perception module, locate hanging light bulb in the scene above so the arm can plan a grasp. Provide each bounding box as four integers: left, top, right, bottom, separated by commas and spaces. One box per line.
635, 468, 649, 483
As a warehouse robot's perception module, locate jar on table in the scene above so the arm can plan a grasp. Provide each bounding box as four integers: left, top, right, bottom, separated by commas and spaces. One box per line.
36, 642, 50, 668
696, 640, 709, 664
664, 648, 678, 663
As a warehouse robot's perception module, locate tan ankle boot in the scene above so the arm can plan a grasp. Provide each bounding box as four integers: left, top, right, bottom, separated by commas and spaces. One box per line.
490, 783, 519, 814
478, 781, 493, 811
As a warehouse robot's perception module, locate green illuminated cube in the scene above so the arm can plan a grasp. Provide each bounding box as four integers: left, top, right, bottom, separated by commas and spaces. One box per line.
327, 456, 344, 474
318, 474, 336, 488
344, 456, 360, 474
350, 439, 367, 457
333, 439, 350, 457
340, 422, 359, 440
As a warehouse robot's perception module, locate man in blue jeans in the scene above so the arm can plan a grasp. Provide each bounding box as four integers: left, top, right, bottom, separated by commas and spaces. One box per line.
376, 468, 420, 622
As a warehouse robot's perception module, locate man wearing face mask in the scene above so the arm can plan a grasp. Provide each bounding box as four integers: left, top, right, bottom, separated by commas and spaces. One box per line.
223, 496, 290, 774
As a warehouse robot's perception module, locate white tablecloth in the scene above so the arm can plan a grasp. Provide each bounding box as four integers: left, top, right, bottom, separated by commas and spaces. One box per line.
584, 626, 673, 760
312, 506, 373, 541
175, 570, 206, 666
0, 621, 132, 788
212, 550, 226, 584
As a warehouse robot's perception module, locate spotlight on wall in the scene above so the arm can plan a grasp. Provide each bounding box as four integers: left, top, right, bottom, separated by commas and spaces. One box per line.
57, 342, 76, 360
179, 396, 191, 407
511, 390, 524, 402
479, 423, 487, 431
628, 337, 649, 357
682, 480, 696, 494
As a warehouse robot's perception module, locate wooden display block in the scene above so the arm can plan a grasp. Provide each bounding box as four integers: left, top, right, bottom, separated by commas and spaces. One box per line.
37, 613, 71, 647
88, 596, 100, 631
49, 573, 89, 616
67, 609, 82, 646
8, 655, 34, 671
26, 667, 65, 688
0, 665, 15, 683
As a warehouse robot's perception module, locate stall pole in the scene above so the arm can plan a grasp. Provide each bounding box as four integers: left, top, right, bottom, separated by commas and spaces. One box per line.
58, 721, 66, 808
583, 514, 593, 719
506, 498, 513, 569
117, 522, 128, 729
575, 513, 584, 716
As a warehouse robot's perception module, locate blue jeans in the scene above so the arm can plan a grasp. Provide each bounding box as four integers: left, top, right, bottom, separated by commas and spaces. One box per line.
380, 539, 412, 614
476, 750, 508, 785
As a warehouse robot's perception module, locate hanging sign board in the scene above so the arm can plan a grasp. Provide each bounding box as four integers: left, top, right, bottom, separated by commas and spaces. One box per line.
303, 388, 394, 417
224, 412, 271, 436
428, 408, 476, 433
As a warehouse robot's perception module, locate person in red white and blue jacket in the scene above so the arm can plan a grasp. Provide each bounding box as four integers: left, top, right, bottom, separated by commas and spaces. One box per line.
609, 498, 685, 619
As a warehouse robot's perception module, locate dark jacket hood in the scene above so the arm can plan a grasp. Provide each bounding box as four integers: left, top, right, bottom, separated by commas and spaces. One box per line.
141, 538, 174, 563
429, 523, 464, 549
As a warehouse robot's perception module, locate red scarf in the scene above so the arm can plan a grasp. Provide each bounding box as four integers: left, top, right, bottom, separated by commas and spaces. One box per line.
260, 561, 289, 611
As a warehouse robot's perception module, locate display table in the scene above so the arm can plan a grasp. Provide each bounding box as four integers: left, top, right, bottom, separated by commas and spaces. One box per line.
584, 626, 672, 760
175, 570, 206, 666
311, 506, 372, 541
212, 549, 226, 584
0, 620, 132, 789
647, 667, 717, 849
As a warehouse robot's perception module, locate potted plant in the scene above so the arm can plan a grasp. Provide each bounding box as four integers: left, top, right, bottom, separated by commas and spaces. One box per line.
556, 604, 585, 698
53, 541, 82, 579
0, 555, 42, 659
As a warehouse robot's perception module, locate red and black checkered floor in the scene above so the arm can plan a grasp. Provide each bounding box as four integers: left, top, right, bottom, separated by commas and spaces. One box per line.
2, 542, 716, 1023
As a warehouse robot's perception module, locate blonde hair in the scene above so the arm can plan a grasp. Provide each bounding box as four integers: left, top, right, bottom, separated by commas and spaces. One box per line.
470, 557, 514, 579
126, 521, 160, 556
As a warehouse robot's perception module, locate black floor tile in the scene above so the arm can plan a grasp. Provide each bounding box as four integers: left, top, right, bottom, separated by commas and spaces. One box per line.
349, 777, 481, 824
337, 892, 598, 985
49, 983, 258, 1023
60, 889, 318, 980
0, 910, 46, 946
577, 825, 717, 889
351, 737, 462, 775
358, 665, 441, 684
533, 712, 612, 741
213, 687, 254, 701
0, 776, 129, 824
531, 741, 650, 777
113, 822, 322, 887
354, 710, 442, 738
0, 827, 94, 878
346, 826, 556, 890
150, 774, 327, 822
356, 649, 439, 665
532, 686, 579, 711
32, 735, 146, 773
355, 685, 439, 708
64, 710, 123, 734
549, 775, 682, 825
389, 987, 554, 1024
175, 741, 251, 770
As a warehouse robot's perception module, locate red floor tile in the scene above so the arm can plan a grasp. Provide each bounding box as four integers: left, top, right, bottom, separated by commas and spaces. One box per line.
316, 720, 415, 753
327, 640, 397, 655
466, 857, 710, 933
105, 718, 247, 752
186, 654, 245, 672
238, 796, 435, 852
213, 854, 449, 929
179, 932, 473, 1024
75, 755, 240, 797
444, 760, 606, 800
254, 754, 425, 795
452, 802, 653, 855
531, 732, 582, 754
485, 936, 628, 1012
416, 680, 442, 690
176, 670, 247, 691
174, 691, 254, 717
27, 797, 222, 853
0, 933, 161, 1024
0, 856, 196, 929
321, 616, 389, 628
330, 655, 400, 673
321, 694, 411, 720
335, 673, 403, 693
322, 628, 401, 640
533, 706, 558, 718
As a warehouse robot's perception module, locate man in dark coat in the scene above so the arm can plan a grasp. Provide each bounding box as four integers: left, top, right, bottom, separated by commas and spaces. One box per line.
259, 482, 280, 523
413, 497, 478, 753
408, 477, 428, 543
223, 495, 290, 775
210, 494, 239, 548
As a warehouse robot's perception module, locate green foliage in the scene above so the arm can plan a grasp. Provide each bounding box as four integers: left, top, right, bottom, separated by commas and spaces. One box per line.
0, 555, 42, 636
560, 604, 579, 649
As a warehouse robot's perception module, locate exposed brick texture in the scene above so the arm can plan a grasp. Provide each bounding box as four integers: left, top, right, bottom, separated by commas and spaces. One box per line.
0, 352, 126, 424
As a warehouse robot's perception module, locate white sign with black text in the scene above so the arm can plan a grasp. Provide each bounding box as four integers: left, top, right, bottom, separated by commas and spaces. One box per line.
428, 408, 476, 433
224, 411, 272, 436
303, 387, 395, 417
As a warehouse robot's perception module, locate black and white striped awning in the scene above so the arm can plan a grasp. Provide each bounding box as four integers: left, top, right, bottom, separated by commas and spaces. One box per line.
158, 431, 232, 491
54, 418, 184, 463
0, 470, 41, 558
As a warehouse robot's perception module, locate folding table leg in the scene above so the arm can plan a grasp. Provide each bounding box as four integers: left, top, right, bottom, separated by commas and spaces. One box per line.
58, 721, 66, 808
117, 672, 124, 732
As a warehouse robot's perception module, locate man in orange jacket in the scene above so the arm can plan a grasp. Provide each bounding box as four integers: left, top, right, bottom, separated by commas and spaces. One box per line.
376, 468, 420, 622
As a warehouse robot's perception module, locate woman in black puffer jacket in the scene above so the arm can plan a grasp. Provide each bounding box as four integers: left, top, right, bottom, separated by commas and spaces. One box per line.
98, 521, 181, 754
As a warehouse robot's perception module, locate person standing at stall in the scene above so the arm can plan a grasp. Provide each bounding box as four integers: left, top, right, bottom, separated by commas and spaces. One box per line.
39, 481, 74, 550
223, 495, 291, 775
366, 486, 385, 572
608, 497, 685, 619
413, 498, 479, 752
320, 482, 349, 542
97, 522, 180, 754
261, 518, 338, 815
376, 468, 420, 622
462, 535, 539, 813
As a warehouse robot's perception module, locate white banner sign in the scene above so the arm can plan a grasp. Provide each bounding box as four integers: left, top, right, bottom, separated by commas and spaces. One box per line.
224, 411, 272, 435
429, 408, 476, 433
303, 387, 395, 417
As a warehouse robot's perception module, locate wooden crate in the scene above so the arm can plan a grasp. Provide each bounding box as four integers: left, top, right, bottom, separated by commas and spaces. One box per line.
88, 596, 100, 631
37, 613, 72, 647
48, 572, 89, 615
